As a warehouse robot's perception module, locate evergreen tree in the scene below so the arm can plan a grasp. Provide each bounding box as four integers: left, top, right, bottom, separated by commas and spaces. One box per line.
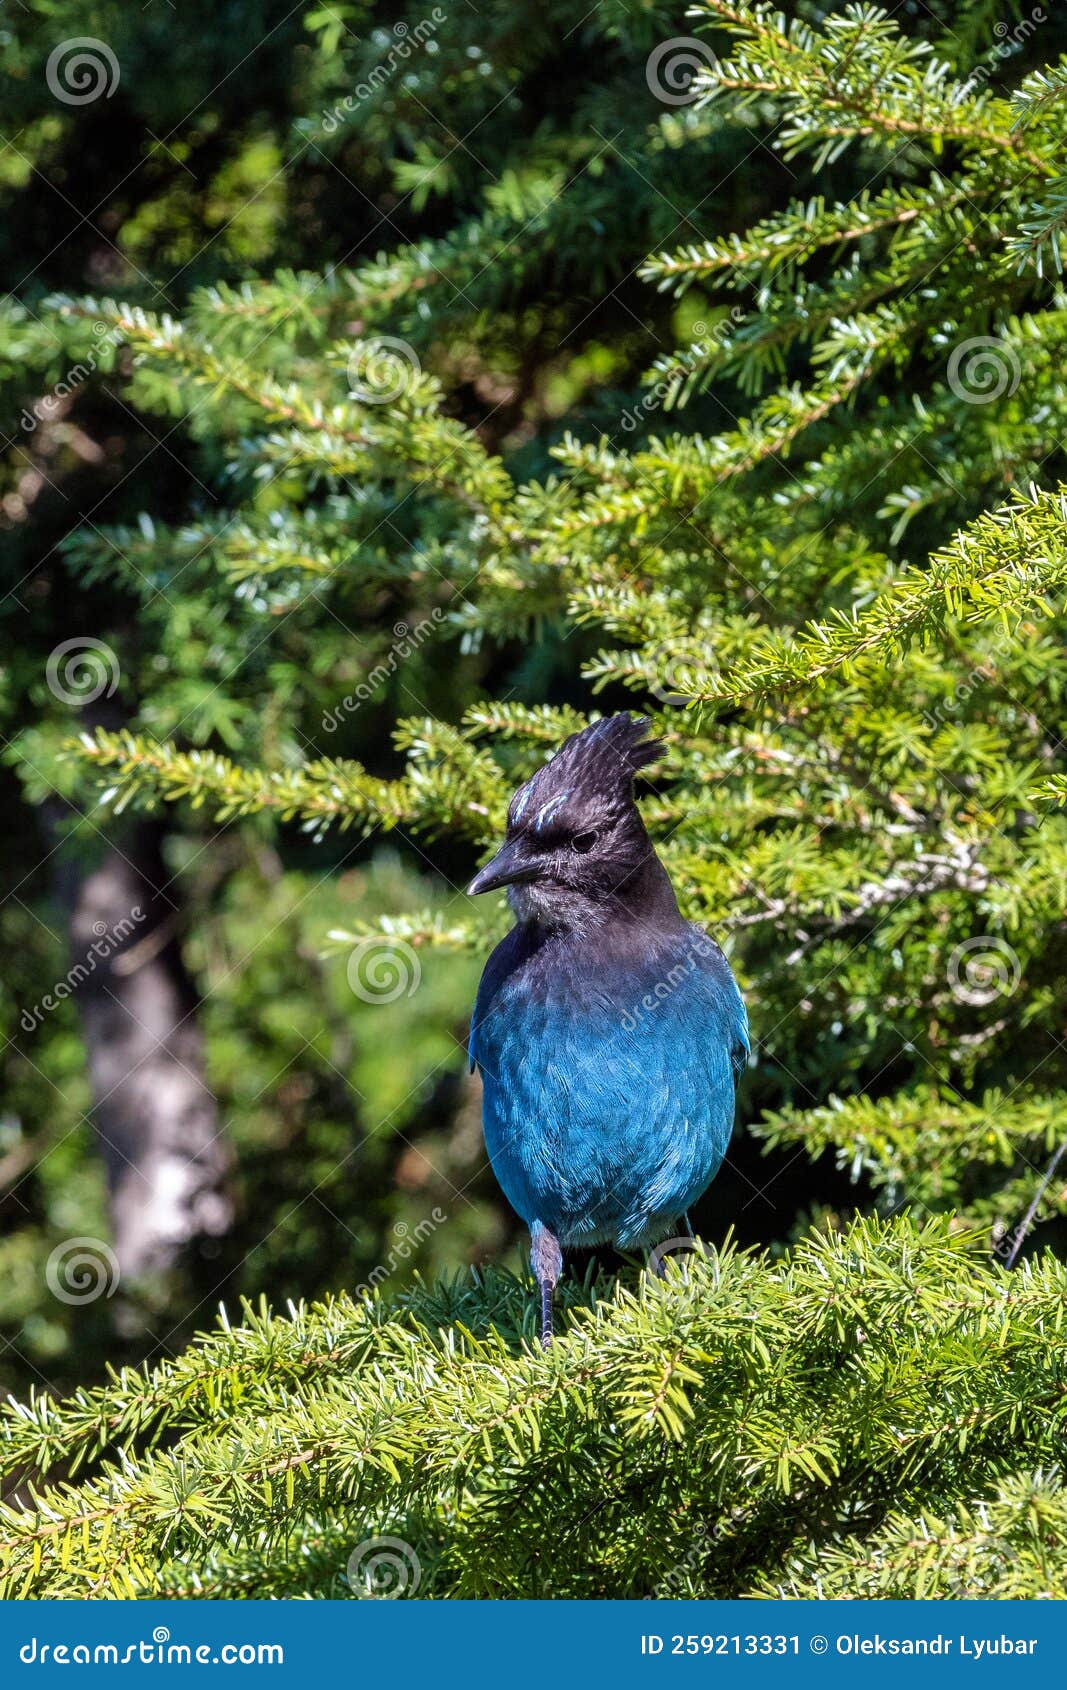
2, 1217, 1066, 1597
51, 0, 1067, 1246
4, 0, 1067, 1596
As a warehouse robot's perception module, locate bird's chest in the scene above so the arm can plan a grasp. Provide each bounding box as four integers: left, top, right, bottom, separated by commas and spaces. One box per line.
474, 949, 730, 1237
478, 957, 659, 1101
483, 972, 637, 1113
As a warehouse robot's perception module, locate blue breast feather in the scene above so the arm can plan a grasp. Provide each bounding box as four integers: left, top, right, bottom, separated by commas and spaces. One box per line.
469, 924, 748, 1249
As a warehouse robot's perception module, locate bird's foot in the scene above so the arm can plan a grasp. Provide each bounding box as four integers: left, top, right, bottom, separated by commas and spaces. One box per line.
539, 1278, 553, 1348
530, 1221, 562, 1350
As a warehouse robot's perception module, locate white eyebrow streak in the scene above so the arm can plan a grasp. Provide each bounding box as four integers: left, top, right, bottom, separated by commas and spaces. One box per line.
511, 782, 533, 822
534, 790, 571, 832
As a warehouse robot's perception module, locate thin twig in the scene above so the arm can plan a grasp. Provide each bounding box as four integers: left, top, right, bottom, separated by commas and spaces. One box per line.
1004, 1138, 1067, 1269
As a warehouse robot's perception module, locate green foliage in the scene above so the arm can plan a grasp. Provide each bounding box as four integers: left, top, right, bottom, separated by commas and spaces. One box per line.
34, 0, 1067, 1249
2, 1217, 1066, 1599
4, 0, 1067, 1597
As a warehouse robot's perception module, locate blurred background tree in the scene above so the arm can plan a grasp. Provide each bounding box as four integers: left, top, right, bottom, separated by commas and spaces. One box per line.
3, 0, 1067, 1424
0, 0, 787, 1395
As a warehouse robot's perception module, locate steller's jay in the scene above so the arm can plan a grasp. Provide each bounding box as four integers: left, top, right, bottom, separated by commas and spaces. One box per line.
467, 714, 748, 1345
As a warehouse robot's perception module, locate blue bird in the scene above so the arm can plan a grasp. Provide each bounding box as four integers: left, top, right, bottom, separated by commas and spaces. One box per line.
467, 714, 748, 1345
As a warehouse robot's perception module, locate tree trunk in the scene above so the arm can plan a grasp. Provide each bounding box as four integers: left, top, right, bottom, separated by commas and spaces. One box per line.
64, 823, 233, 1281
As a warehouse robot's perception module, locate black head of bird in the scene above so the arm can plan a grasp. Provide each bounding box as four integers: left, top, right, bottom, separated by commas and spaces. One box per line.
466, 714, 677, 932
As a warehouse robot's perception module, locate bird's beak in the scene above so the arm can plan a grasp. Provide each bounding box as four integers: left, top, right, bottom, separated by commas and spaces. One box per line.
467, 839, 538, 897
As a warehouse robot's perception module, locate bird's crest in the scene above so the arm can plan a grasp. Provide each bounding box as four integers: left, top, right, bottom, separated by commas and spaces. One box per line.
508, 715, 660, 831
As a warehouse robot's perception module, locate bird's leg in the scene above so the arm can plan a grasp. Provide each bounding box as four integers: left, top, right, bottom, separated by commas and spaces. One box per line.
681, 1211, 694, 1239
530, 1221, 562, 1348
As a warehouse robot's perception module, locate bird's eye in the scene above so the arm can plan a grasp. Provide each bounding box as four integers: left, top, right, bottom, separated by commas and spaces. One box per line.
571, 830, 598, 854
